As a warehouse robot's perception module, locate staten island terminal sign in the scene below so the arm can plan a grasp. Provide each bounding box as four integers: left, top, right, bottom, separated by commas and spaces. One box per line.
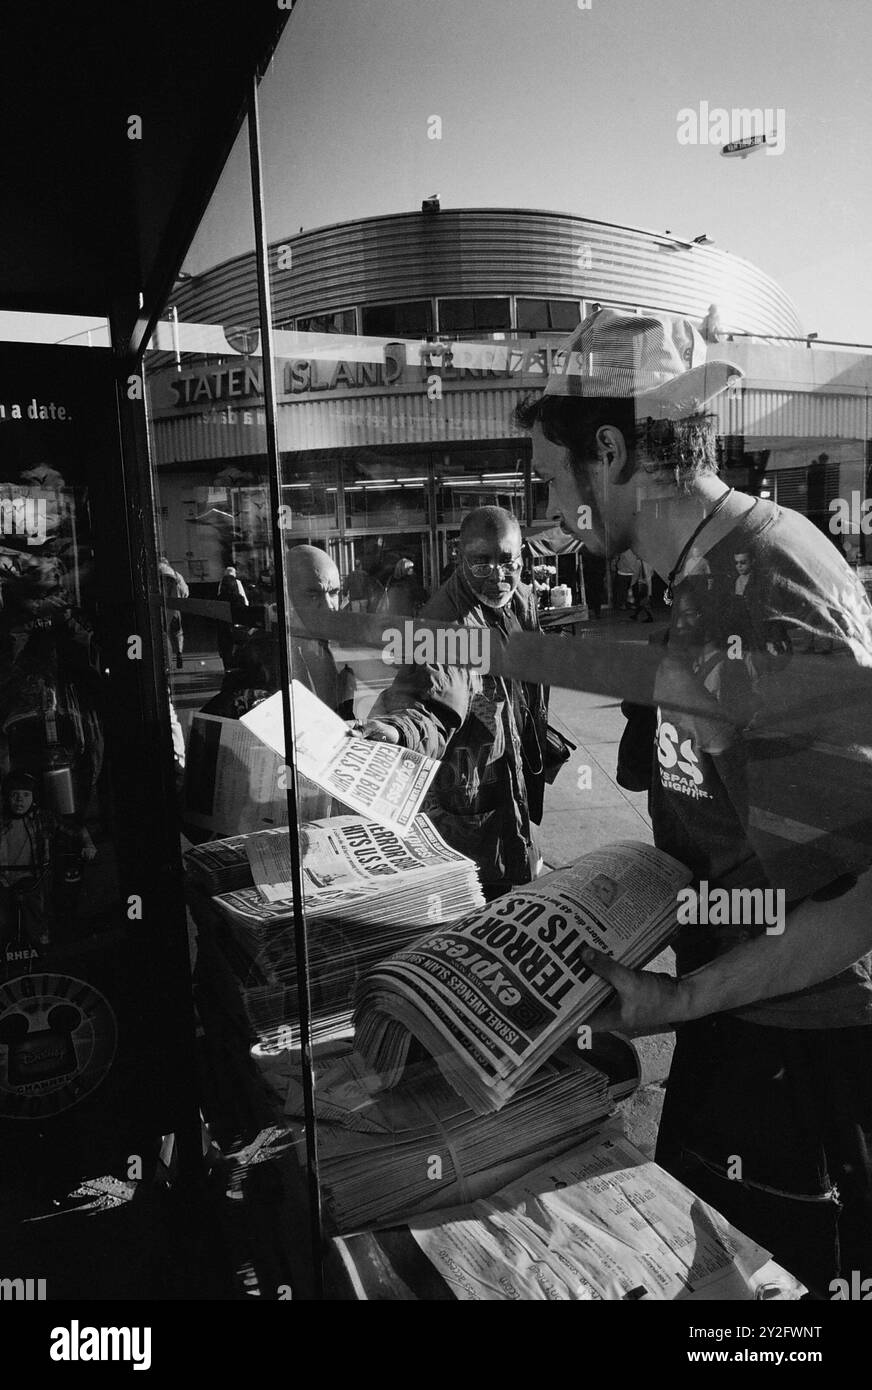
161, 338, 563, 410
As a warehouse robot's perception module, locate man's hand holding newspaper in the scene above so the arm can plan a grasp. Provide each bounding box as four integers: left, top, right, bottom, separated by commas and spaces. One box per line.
584, 949, 687, 1035
355, 841, 693, 1114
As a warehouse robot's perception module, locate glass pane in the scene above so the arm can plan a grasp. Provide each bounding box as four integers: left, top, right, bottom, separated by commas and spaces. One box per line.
293, 309, 357, 335
439, 298, 511, 335
360, 301, 433, 338
0, 342, 204, 1188
0, 355, 122, 964
516, 298, 550, 332
179, 1, 872, 1302
143, 118, 322, 1299
517, 299, 582, 336
549, 299, 583, 332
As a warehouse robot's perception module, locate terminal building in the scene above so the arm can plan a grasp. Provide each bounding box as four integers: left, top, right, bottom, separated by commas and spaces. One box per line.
144, 208, 871, 603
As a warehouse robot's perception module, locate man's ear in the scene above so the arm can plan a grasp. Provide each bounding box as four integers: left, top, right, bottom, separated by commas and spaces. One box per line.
595, 425, 629, 481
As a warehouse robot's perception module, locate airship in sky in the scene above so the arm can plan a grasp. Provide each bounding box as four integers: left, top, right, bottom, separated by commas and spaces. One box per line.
721, 132, 775, 158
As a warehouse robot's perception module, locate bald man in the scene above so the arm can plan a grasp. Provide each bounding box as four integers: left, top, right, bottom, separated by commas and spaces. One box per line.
204, 545, 354, 719
202, 545, 354, 828
286, 545, 354, 716
364, 507, 549, 898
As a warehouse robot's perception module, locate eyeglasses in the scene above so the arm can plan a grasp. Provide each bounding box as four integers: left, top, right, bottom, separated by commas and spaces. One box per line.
464, 556, 523, 579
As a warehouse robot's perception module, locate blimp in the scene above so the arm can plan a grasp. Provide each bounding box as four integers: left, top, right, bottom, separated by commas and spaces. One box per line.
721, 132, 774, 158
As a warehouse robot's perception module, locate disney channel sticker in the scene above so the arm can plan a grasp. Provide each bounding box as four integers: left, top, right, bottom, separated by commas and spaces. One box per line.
0, 973, 117, 1118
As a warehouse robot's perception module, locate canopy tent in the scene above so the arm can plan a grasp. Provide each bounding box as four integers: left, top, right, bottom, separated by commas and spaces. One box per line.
524, 525, 585, 556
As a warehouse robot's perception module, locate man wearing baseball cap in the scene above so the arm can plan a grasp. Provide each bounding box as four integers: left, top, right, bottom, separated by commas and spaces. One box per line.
516, 307, 872, 1294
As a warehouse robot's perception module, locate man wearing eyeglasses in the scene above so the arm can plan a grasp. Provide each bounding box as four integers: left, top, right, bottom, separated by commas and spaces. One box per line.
364, 506, 549, 900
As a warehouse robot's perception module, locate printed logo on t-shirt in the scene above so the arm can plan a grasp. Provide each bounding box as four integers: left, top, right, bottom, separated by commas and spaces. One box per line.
656, 717, 711, 800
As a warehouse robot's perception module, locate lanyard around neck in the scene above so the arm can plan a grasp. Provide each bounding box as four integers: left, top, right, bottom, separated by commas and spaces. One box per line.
665, 487, 734, 605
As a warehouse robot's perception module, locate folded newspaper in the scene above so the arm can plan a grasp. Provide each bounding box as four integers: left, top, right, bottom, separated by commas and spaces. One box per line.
354, 841, 692, 1114
240, 681, 439, 837
276, 1036, 639, 1231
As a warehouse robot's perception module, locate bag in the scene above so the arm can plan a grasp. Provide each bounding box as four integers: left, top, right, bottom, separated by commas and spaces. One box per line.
543, 724, 576, 784
616, 701, 656, 791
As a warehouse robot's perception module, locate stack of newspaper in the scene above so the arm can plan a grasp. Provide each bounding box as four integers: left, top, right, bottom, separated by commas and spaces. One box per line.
279, 1038, 639, 1231
333, 1132, 806, 1300
185, 815, 484, 1048
355, 841, 692, 1114
185, 830, 277, 896
191, 814, 484, 941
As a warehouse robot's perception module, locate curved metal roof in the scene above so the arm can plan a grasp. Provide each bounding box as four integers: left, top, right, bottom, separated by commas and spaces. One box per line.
172, 207, 801, 338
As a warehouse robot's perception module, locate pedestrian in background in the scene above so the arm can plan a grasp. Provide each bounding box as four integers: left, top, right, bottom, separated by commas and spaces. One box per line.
379, 557, 426, 617
612, 549, 636, 610
216, 565, 249, 669
158, 555, 189, 670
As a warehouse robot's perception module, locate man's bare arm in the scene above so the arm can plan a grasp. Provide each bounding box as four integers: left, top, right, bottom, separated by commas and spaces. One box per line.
587, 868, 872, 1033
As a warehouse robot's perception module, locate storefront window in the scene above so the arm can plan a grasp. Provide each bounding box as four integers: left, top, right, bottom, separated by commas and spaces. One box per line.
0, 352, 122, 968
434, 448, 527, 527
137, 0, 872, 1304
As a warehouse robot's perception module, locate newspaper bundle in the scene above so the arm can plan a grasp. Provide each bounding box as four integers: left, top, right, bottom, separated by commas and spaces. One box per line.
334, 1132, 803, 1300
198, 814, 484, 940
185, 815, 484, 1048
355, 841, 691, 1114
240, 680, 439, 836
277, 1037, 639, 1231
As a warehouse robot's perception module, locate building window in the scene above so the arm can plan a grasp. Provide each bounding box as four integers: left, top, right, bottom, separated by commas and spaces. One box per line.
438, 298, 511, 337
361, 301, 433, 338
293, 308, 357, 335
516, 299, 581, 334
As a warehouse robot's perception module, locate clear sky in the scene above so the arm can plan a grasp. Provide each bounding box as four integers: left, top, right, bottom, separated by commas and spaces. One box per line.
186, 0, 872, 343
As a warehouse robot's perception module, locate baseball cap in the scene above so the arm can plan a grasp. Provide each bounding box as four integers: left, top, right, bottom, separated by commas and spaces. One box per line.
544, 307, 742, 421
6, 771, 36, 793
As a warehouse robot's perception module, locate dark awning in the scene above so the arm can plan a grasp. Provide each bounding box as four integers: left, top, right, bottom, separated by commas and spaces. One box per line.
0, 2, 290, 343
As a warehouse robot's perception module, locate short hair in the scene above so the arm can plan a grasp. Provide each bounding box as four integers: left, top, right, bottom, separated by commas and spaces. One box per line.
514, 393, 720, 494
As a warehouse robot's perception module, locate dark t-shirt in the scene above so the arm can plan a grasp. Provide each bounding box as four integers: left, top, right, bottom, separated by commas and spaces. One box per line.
649, 497, 872, 1027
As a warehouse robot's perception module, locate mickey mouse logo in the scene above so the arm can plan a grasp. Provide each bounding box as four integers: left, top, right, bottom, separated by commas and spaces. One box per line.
0, 1004, 80, 1086
0, 974, 116, 1119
